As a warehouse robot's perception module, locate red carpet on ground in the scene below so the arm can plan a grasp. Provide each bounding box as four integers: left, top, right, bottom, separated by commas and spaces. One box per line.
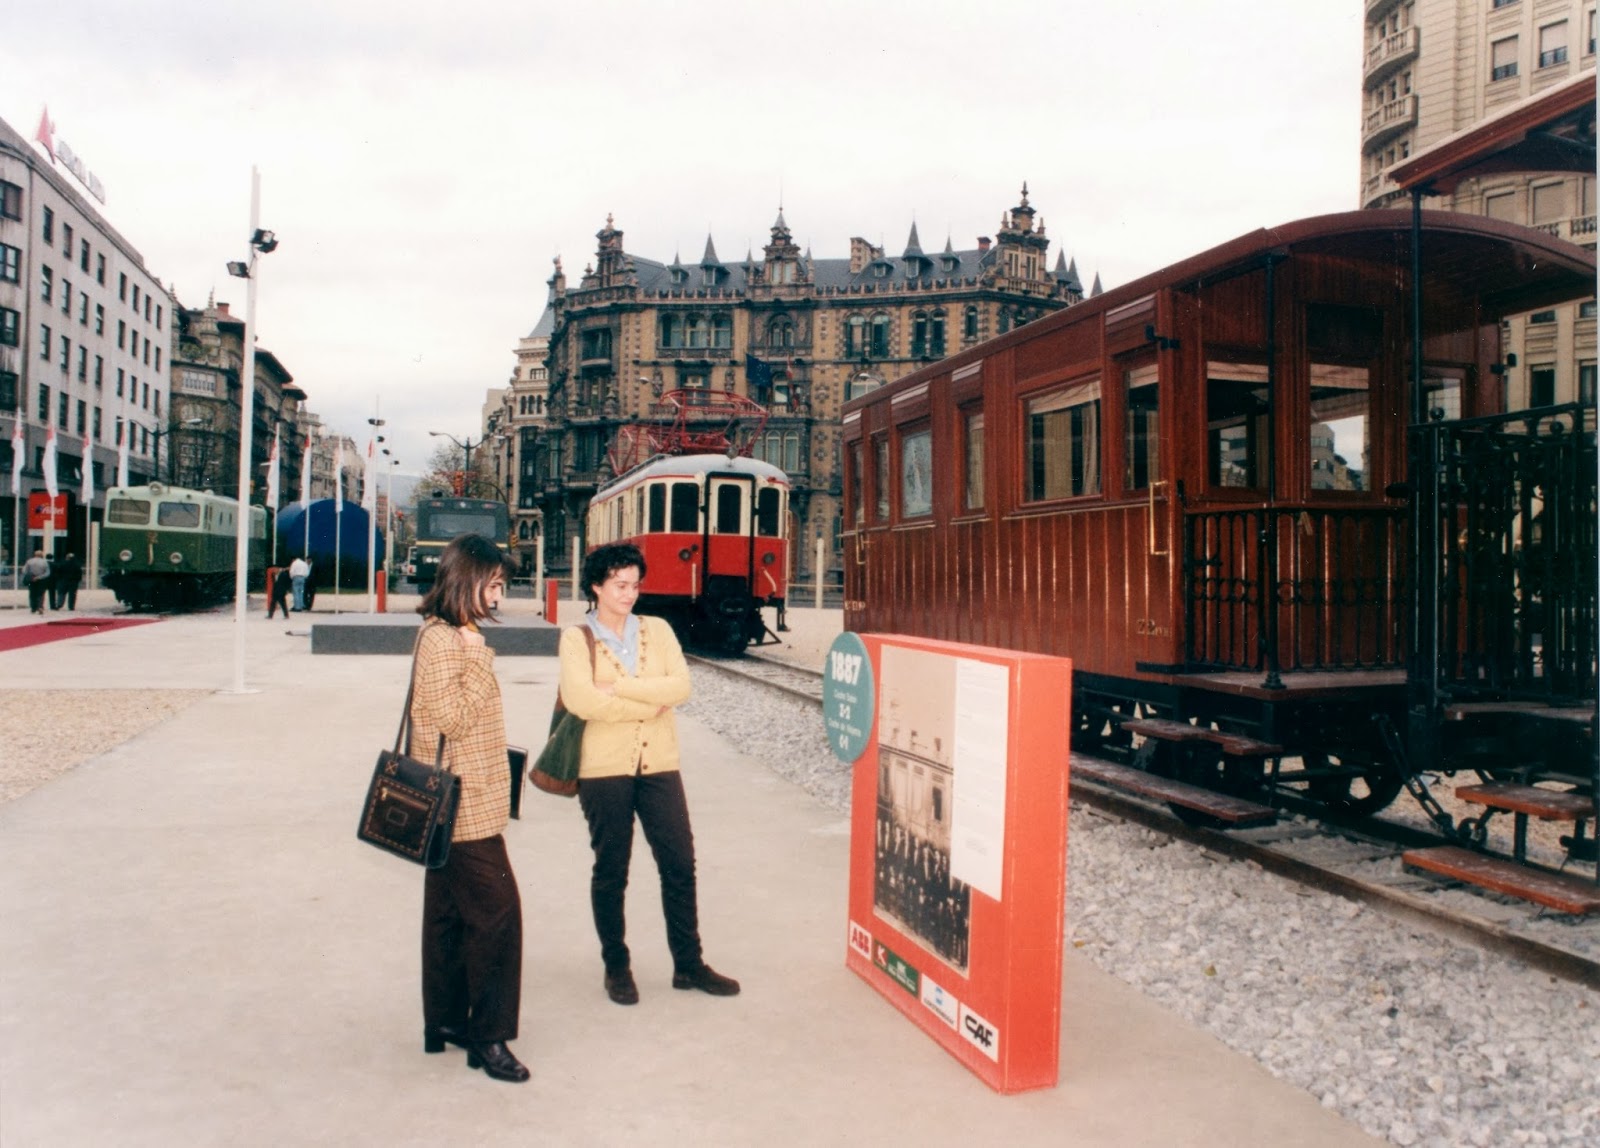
0, 617, 159, 653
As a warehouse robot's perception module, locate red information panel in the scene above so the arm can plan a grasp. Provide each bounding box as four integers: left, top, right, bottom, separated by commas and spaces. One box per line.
843, 633, 1072, 1094
27, 492, 69, 531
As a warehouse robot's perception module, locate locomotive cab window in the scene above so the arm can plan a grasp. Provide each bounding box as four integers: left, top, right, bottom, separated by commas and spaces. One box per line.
755, 486, 783, 537
1123, 361, 1160, 490
1206, 361, 1269, 490
1025, 379, 1101, 501
157, 501, 200, 528
107, 498, 149, 525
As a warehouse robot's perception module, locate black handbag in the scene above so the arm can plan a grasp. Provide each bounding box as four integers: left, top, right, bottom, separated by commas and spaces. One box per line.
529, 627, 596, 798
358, 635, 460, 867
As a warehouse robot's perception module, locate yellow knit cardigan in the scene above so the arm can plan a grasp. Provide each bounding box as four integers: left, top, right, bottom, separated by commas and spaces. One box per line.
557, 614, 691, 779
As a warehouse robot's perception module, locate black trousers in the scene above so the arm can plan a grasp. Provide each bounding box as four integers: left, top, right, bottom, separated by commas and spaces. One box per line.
577, 771, 703, 975
421, 834, 522, 1044
27, 582, 48, 613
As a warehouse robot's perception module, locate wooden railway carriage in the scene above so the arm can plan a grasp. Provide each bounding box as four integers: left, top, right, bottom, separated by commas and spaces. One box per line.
586, 453, 789, 652
842, 210, 1596, 826
102, 483, 268, 610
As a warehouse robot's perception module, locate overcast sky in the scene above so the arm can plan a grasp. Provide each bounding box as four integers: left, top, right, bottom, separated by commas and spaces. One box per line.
5, 0, 1363, 475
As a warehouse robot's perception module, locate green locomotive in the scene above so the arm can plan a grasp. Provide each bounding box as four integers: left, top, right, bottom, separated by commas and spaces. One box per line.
101, 483, 266, 610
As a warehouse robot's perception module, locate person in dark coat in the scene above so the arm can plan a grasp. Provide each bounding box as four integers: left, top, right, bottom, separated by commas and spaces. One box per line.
22, 550, 51, 615
50, 552, 82, 611
267, 567, 294, 619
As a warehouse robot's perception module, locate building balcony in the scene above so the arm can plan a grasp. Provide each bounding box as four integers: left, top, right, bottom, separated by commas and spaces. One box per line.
1365, 27, 1419, 85
1365, 0, 1400, 17
1363, 94, 1417, 148
1530, 214, 1597, 247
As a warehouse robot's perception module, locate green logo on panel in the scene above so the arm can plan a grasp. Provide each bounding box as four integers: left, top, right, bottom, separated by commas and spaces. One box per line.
872, 939, 921, 997
823, 631, 874, 763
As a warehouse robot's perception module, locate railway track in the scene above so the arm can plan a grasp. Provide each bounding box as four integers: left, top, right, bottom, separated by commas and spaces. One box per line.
692, 650, 1600, 990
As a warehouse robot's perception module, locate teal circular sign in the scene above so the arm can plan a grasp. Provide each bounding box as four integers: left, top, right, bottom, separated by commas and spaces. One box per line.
823, 632, 875, 763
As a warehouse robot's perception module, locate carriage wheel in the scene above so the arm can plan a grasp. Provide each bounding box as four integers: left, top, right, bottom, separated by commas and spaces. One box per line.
1302, 751, 1404, 817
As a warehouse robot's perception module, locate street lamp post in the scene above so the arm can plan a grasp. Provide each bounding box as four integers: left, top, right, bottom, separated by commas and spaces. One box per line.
382, 449, 399, 589
427, 431, 488, 497
148, 417, 204, 485
366, 415, 385, 613
223, 168, 277, 693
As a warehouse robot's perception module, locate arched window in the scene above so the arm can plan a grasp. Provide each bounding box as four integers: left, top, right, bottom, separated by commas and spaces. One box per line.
768, 316, 794, 349
870, 314, 891, 358
911, 312, 929, 357
998, 310, 1011, 334
685, 315, 709, 348
712, 314, 733, 349
930, 311, 946, 357
964, 306, 979, 341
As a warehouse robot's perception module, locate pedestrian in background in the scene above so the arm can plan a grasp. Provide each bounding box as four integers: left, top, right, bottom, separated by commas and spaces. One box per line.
289, 555, 310, 611
411, 533, 528, 1084
267, 566, 294, 620
51, 552, 82, 611
22, 550, 50, 615
559, 541, 740, 1007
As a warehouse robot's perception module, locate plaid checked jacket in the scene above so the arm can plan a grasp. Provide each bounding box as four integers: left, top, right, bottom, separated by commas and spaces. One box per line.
408, 618, 509, 842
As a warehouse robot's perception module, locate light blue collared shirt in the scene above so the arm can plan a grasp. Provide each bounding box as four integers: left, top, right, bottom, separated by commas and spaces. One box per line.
585, 611, 640, 675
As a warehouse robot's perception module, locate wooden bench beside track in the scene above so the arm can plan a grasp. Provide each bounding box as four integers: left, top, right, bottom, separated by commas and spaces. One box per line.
1453, 782, 1596, 864
1402, 846, 1600, 915
1072, 758, 1278, 827
1119, 717, 1284, 759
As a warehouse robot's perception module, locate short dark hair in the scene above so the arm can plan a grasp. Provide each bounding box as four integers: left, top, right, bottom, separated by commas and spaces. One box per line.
418, 534, 514, 626
582, 542, 647, 606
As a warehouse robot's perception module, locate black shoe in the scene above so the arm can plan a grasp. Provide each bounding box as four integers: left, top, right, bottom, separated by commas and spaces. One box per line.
604, 968, 639, 1006
424, 1024, 468, 1054
467, 1041, 529, 1082
672, 964, 741, 996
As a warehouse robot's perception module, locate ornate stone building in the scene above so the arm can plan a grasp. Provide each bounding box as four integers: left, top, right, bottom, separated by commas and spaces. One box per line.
481, 310, 552, 573
533, 187, 1093, 586
169, 296, 307, 501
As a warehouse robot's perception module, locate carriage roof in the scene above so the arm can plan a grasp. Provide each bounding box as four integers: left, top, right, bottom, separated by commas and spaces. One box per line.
597, 453, 790, 499
843, 209, 1598, 415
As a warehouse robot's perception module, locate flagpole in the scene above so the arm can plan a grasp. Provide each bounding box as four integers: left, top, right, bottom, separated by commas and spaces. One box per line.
366, 399, 381, 614
230, 166, 262, 693
9, 417, 22, 596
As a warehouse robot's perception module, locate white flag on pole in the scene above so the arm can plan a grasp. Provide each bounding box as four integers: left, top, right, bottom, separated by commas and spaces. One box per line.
116, 421, 130, 488
299, 439, 312, 505
264, 426, 280, 510
361, 437, 375, 511
9, 419, 21, 493
43, 426, 58, 498
81, 432, 93, 506
334, 439, 344, 510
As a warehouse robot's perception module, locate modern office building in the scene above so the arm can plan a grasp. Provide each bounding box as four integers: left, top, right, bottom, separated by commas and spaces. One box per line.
1361, 0, 1596, 408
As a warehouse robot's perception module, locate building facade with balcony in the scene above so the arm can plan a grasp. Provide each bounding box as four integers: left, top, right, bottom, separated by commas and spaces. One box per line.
1361, 0, 1596, 409
480, 310, 553, 573
1, 111, 175, 563
533, 188, 1092, 587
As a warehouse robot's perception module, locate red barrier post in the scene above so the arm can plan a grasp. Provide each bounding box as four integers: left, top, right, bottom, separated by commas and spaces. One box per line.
376, 566, 387, 613
544, 578, 559, 624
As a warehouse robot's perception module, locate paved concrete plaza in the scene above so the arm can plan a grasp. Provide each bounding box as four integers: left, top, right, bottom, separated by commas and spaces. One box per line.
0, 596, 1377, 1146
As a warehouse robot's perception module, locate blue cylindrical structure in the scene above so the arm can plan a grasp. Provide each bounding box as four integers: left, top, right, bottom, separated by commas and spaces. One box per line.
275, 500, 384, 590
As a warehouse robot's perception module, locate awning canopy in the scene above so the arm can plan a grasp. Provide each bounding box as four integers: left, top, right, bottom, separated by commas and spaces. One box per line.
1388, 71, 1596, 196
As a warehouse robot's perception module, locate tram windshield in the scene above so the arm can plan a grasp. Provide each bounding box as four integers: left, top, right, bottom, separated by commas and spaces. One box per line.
157, 502, 201, 528
420, 511, 498, 540
106, 498, 151, 525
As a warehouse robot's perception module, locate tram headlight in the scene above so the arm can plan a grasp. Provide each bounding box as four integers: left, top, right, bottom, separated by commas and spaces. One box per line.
118, 549, 132, 562
761, 552, 776, 565
169, 552, 184, 565
679, 548, 693, 561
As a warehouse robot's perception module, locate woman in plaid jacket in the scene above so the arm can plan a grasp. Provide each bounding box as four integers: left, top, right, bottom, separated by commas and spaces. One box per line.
410, 534, 529, 1083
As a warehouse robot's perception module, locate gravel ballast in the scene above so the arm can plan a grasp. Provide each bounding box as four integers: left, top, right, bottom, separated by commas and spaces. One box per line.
684, 666, 1600, 1148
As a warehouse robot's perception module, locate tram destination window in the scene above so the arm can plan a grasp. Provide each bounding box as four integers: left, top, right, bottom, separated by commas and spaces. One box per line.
1123, 362, 1160, 490
1025, 380, 1101, 501
1206, 362, 1269, 489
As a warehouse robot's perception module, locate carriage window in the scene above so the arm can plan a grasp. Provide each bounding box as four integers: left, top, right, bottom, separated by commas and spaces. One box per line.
1207, 361, 1269, 489
670, 482, 699, 532
107, 498, 150, 524
157, 501, 200, 528
849, 442, 863, 527
1309, 364, 1370, 492
900, 428, 932, 518
1123, 362, 1160, 490
756, 487, 782, 537
712, 483, 744, 533
1025, 380, 1101, 501
873, 437, 891, 520
648, 483, 667, 532
963, 411, 985, 510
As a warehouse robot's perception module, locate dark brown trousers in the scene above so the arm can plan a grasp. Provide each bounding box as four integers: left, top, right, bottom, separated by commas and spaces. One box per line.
577, 771, 702, 975
421, 834, 522, 1044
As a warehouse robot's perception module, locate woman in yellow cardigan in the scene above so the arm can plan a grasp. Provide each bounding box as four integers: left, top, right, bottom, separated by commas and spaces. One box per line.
558, 542, 740, 1006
